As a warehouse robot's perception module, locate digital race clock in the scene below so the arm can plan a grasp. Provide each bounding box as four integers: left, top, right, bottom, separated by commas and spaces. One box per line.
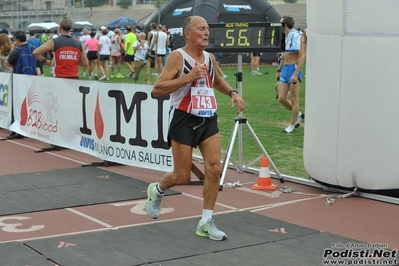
205, 22, 283, 53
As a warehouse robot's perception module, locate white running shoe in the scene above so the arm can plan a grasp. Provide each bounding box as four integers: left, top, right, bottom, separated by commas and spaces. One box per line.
281, 124, 295, 133
196, 218, 227, 241
295, 113, 305, 128
145, 182, 163, 219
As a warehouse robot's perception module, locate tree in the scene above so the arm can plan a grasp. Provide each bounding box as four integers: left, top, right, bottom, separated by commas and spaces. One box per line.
119, 0, 133, 10
73, 0, 108, 10
155, 0, 169, 8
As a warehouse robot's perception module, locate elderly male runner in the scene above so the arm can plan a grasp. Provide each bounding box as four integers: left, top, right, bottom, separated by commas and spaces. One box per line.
145, 15, 245, 241
276, 15, 306, 133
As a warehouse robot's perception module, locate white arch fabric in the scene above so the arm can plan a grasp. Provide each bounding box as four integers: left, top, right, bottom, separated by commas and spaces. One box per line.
304, 0, 399, 191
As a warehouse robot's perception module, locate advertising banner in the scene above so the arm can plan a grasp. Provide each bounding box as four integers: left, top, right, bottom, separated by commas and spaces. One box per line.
10, 75, 173, 172
0, 73, 12, 129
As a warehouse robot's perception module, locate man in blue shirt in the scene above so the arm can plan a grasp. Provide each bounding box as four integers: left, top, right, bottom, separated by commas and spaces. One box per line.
27, 31, 44, 75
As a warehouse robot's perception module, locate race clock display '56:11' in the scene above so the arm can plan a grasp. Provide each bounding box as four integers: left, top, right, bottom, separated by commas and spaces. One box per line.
206, 22, 283, 53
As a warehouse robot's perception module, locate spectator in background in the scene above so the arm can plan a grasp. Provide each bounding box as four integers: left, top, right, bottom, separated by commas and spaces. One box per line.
40, 30, 52, 63
33, 16, 88, 79
6, 30, 38, 139
110, 28, 124, 78
250, 53, 262, 75
214, 52, 227, 80
27, 31, 43, 76
32, 17, 88, 151
98, 26, 107, 40
98, 28, 111, 81
0, 29, 13, 41
0, 33, 13, 73
41, 30, 49, 43
121, 28, 127, 43
149, 24, 169, 76
105, 26, 115, 68
52, 29, 59, 39
162, 25, 171, 65
147, 23, 158, 74
276, 15, 305, 133
27, 31, 42, 51
106, 26, 115, 39
84, 31, 100, 80
6, 30, 38, 74
133, 32, 151, 84
123, 25, 137, 79
0, 29, 8, 35
79, 28, 91, 78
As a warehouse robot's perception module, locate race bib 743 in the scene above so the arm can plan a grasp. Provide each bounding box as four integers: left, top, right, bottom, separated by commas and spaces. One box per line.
190, 87, 217, 117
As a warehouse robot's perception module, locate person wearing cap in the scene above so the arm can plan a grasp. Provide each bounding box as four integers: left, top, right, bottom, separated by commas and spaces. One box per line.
123, 25, 137, 79
96, 26, 107, 40
275, 15, 306, 133
106, 26, 115, 39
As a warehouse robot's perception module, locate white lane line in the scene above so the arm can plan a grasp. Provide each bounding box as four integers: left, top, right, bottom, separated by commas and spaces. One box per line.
0, 211, 238, 244
3, 140, 326, 241
5, 140, 88, 165
65, 208, 116, 229
0, 227, 112, 244
0, 196, 323, 244
247, 196, 326, 212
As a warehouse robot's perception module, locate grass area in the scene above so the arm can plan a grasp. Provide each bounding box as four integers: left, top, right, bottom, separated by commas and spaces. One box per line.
216, 64, 308, 179
42, 63, 308, 179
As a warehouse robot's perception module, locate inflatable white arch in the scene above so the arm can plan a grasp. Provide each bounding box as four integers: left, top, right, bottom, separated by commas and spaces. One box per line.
304, 0, 399, 196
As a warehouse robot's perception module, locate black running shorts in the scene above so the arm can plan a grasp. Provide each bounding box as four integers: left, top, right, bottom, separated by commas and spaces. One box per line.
87, 51, 98, 60
168, 108, 219, 148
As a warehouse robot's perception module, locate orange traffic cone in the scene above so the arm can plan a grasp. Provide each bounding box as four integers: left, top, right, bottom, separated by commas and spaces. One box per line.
252, 157, 277, 190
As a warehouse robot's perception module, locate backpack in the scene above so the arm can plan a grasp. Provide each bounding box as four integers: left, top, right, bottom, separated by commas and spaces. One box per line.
14, 44, 36, 75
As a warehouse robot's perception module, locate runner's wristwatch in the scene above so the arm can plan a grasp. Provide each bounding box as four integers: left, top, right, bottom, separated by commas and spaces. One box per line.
229, 90, 239, 97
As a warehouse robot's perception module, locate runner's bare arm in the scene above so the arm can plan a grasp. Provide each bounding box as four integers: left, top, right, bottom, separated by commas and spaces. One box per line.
210, 54, 245, 114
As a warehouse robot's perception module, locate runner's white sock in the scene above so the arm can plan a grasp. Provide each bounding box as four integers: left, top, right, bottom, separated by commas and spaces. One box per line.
201, 209, 213, 223
155, 184, 164, 195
